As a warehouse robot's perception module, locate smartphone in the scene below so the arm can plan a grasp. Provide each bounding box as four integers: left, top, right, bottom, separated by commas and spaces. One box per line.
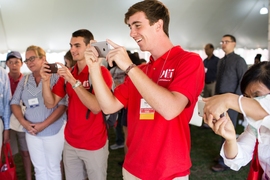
92, 41, 111, 58
46, 63, 58, 73
198, 100, 205, 117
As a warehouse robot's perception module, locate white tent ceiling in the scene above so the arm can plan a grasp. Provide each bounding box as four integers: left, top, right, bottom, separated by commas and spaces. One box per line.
0, 0, 269, 54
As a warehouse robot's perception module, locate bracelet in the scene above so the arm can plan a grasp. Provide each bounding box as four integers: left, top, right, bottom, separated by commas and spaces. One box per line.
125, 64, 136, 74
238, 95, 246, 117
72, 80, 82, 89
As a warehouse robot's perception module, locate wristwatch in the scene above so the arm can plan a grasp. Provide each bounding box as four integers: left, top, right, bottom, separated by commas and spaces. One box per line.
72, 80, 82, 89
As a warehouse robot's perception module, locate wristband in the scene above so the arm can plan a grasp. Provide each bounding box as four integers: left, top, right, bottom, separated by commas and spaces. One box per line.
238, 95, 246, 117
72, 80, 82, 89
125, 64, 136, 74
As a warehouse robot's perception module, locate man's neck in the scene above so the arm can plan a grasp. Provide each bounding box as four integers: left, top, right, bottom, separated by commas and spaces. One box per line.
151, 40, 174, 60
76, 60, 86, 74
225, 50, 234, 55
207, 54, 213, 59
9, 72, 21, 81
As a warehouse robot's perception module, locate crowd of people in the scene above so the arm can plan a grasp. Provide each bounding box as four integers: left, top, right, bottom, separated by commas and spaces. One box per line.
0, 0, 269, 180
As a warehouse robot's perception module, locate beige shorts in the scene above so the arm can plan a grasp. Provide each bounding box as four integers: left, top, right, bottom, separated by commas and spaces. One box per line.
63, 140, 109, 180
10, 129, 28, 155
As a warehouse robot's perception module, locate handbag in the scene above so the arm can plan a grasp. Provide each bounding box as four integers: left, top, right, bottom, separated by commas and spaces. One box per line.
0, 143, 18, 180
9, 74, 29, 132
247, 139, 263, 180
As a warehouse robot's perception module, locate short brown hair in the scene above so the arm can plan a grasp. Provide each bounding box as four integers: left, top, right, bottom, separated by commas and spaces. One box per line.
124, 0, 170, 37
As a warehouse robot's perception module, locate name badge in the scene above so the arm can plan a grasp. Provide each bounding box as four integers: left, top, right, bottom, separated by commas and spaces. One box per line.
140, 99, 155, 120
28, 98, 39, 108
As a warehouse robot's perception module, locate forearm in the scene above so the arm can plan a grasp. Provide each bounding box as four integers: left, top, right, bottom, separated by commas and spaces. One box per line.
42, 79, 57, 108
42, 105, 67, 127
225, 93, 268, 120
127, 66, 188, 120
90, 67, 123, 114
73, 85, 101, 114
223, 139, 238, 159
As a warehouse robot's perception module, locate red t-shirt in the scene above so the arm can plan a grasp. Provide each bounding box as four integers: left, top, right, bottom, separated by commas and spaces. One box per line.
9, 73, 23, 95
114, 46, 205, 179
52, 64, 112, 150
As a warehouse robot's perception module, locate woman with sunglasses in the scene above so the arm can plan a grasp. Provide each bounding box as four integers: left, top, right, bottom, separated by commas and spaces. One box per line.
203, 61, 270, 179
10, 45, 67, 180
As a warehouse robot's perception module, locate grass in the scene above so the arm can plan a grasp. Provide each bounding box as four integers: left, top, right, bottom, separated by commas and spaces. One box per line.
14, 123, 249, 180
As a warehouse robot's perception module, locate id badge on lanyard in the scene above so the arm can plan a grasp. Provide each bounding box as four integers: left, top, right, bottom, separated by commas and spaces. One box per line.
139, 98, 155, 120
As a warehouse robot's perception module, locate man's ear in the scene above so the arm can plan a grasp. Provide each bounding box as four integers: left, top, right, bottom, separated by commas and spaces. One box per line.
156, 19, 163, 30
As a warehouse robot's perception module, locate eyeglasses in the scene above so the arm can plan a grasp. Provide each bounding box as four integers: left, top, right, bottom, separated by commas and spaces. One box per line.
220, 41, 234, 45
24, 56, 38, 63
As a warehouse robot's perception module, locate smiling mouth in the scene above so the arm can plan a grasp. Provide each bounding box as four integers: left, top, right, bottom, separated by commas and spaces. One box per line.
135, 38, 142, 43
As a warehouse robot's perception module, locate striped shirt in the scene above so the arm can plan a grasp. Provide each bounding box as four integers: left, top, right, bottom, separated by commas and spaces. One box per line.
0, 67, 11, 129
11, 73, 67, 136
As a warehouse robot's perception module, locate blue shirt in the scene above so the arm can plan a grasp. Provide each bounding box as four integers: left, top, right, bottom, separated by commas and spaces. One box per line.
0, 67, 11, 130
11, 73, 67, 136
203, 55, 219, 83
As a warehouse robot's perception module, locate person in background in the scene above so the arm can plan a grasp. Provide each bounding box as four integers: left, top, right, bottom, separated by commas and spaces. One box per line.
64, 50, 76, 69
212, 34, 248, 172
203, 43, 219, 97
6, 51, 32, 180
254, 54, 261, 65
203, 61, 270, 179
40, 29, 112, 180
11, 45, 67, 180
84, 0, 204, 179
0, 66, 11, 156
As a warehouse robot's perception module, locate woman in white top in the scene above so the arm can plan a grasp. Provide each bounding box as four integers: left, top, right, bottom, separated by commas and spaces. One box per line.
203, 61, 270, 179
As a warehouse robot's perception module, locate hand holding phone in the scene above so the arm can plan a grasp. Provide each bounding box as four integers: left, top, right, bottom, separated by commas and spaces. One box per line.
91, 41, 111, 58
198, 99, 226, 118
46, 63, 58, 73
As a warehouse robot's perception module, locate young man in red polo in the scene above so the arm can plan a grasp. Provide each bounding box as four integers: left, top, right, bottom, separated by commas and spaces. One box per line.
84, 1, 205, 179
41, 29, 112, 180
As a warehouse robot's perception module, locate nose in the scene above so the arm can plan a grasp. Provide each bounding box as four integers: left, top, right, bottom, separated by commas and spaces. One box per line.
130, 28, 137, 38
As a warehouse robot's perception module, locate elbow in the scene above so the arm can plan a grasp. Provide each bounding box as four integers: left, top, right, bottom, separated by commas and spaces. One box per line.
162, 113, 178, 121
44, 102, 57, 109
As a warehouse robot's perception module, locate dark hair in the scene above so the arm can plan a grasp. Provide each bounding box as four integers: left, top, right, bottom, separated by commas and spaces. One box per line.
255, 54, 262, 60
223, 34, 236, 43
64, 50, 76, 68
72, 29, 94, 46
206, 43, 214, 49
124, 0, 170, 37
240, 61, 270, 94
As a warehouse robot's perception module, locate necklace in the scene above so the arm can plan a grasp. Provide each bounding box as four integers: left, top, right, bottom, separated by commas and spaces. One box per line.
146, 48, 172, 84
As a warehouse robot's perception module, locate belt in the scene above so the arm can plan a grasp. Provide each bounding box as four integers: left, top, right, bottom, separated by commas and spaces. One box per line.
205, 81, 215, 84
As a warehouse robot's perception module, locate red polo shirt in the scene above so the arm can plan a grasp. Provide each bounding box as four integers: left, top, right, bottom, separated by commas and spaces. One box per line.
9, 73, 23, 95
114, 46, 205, 179
52, 64, 112, 150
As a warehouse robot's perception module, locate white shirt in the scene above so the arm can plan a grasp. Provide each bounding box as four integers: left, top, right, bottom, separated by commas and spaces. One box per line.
220, 94, 270, 179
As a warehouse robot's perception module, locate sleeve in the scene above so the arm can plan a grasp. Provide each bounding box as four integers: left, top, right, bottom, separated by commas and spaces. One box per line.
52, 76, 66, 98
169, 53, 205, 106
220, 125, 256, 171
51, 74, 68, 106
1, 70, 11, 129
10, 76, 26, 106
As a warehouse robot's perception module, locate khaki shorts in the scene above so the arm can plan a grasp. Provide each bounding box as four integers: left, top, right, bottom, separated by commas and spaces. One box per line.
63, 140, 109, 180
10, 130, 28, 155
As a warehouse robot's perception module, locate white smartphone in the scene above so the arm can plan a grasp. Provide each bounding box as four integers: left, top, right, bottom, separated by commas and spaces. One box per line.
198, 100, 205, 117
91, 41, 111, 58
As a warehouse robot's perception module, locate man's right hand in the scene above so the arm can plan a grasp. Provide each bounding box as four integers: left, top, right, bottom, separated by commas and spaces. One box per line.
40, 62, 52, 82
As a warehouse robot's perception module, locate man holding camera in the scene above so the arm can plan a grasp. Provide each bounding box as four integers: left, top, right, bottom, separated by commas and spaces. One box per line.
84, 1, 204, 179
41, 29, 112, 180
